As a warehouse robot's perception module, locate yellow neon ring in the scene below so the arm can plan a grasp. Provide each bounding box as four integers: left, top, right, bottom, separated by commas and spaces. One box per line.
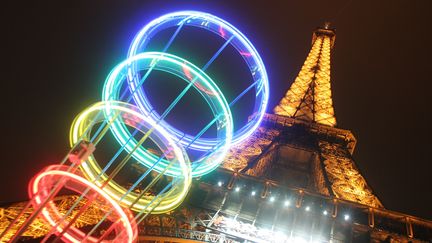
69, 101, 191, 213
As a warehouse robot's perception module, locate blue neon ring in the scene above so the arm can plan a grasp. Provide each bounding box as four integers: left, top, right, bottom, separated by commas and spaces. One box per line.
127, 11, 269, 151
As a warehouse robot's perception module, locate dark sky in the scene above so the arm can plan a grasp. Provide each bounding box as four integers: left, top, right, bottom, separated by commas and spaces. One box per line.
1, 0, 431, 221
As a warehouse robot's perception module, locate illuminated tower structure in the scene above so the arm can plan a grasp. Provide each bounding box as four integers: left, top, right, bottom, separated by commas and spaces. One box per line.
144, 25, 432, 243
224, 24, 384, 207
1, 25, 432, 243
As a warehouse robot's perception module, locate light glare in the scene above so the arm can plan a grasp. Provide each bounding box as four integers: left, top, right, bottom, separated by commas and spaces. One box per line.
344, 214, 350, 221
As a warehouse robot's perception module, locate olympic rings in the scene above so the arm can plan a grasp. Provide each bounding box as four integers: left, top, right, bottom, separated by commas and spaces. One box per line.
22, 10, 269, 241
127, 11, 269, 150
102, 52, 233, 178
29, 165, 137, 243
69, 101, 192, 213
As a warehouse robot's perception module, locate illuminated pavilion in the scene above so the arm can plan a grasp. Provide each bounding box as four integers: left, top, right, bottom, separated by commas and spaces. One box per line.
1, 25, 432, 243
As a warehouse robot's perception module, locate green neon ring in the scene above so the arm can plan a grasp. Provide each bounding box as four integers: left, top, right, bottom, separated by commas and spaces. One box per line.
102, 52, 233, 178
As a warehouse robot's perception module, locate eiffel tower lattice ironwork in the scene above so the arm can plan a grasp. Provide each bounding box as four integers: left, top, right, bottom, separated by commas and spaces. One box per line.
224, 24, 382, 208
274, 23, 337, 127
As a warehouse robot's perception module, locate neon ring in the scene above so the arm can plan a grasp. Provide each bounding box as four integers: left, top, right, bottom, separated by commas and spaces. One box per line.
102, 52, 233, 177
69, 101, 192, 213
128, 10, 269, 149
28, 165, 137, 243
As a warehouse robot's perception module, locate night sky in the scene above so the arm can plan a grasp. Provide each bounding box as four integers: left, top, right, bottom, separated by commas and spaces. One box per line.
1, 0, 431, 221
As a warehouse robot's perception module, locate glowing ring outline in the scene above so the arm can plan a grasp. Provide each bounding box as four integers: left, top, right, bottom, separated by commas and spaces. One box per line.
101, 52, 233, 178
69, 101, 192, 213
128, 10, 269, 149
29, 165, 137, 243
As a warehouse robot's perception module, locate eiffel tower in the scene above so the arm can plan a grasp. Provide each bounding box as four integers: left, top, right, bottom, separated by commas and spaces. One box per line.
1, 25, 432, 243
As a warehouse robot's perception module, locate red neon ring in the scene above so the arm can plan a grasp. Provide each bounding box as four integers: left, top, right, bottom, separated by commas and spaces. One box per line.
28, 165, 137, 243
